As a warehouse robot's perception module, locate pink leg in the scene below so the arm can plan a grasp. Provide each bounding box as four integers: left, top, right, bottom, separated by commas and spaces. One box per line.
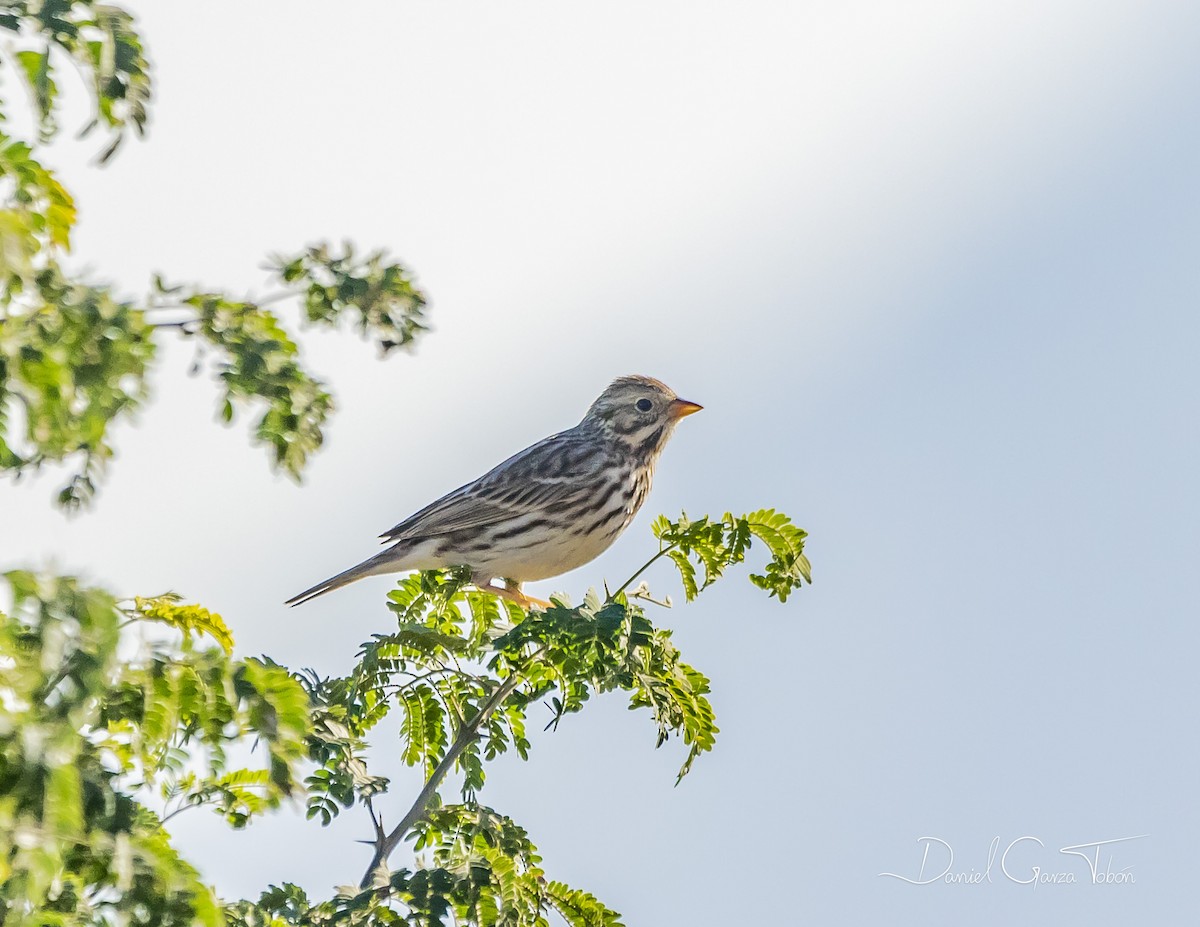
470, 573, 550, 610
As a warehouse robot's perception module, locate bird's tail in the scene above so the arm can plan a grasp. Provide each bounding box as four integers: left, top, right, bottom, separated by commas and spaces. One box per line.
285, 549, 400, 606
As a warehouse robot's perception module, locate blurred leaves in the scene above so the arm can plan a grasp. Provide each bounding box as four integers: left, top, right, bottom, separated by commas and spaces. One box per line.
0, 569, 309, 925
0, 246, 429, 502
0, 0, 151, 157
0, 134, 75, 257
274, 243, 428, 356
176, 289, 334, 480
133, 593, 235, 655
160, 242, 427, 481
0, 269, 154, 507
0, 8, 430, 505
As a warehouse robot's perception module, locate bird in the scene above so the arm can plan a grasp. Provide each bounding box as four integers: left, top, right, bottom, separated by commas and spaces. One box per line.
285, 375, 702, 609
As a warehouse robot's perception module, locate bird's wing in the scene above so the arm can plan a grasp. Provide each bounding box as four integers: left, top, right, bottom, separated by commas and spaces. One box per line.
380, 429, 613, 543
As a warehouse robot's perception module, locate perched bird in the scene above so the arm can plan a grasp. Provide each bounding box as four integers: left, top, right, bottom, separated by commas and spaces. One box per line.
286, 375, 702, 609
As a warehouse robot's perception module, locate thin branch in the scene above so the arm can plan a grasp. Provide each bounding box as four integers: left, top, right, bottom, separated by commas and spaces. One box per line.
365, 795, 385, 844
254, 289, 303, 307
611, 543, 679, 599
393, 666, 476, 688
413, 671, 468, 731
160, 800, 199, 825
359, 650, 543, 888
144, 318, 197, 331
34, 652, 82, 705
140, 286, 298, 331
628, 585, 673, 608
161, 782, 274, 825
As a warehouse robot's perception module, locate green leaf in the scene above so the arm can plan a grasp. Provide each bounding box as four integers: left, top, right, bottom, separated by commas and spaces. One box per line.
652, 508, 811, 602
666, 548, 698, 601
15, 47, 57, 139
0, 268, 154, 506
398, 683, 448, 777
546, 881, 625, 927
268, 242, 430, 356
133, 595, 235, 654
44, 760, 85, 835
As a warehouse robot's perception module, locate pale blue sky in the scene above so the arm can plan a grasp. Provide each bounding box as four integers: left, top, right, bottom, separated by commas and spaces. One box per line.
3, 2, 1198, 923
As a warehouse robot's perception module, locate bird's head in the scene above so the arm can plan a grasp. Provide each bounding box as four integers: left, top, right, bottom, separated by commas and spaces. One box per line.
582, 375, 702, 462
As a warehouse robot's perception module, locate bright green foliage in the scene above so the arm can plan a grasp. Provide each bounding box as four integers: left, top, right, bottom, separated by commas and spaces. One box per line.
0, 4, 430, 505
134, 593, 235, 655
1, 252, 428, 500
225, 805, 622, 927
287, 511, 807, 921
0, 570, 311, 925
1, 524, 808, 926
650, 508, 813, 603
304, 565, 720, 824
0, 512, 809, 925
490, 591, 717, 782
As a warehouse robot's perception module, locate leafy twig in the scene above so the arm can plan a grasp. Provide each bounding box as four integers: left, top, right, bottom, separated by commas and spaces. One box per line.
359, 650, 542, 887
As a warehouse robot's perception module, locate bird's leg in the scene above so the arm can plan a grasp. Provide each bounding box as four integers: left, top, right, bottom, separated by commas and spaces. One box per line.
505, 578, 551, 610
470, 573, 550, 610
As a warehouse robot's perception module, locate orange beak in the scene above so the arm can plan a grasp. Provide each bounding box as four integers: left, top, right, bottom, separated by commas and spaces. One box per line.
668, 398, 704, 420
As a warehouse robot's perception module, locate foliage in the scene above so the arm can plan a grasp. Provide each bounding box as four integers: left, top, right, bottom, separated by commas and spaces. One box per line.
0, 0, 151, 156
0, 570, 310, 926
649, 508, 812, 603
274, 243, 429, 356
0, 268, 154, 506
286, 509, 808, 921
133, 593, 235, 655
225, 806, 622, 927
0, 2, 430, 506
1, 509, 810, 926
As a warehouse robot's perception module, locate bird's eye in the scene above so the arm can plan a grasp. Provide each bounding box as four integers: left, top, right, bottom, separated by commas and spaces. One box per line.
635, 398, 653, 412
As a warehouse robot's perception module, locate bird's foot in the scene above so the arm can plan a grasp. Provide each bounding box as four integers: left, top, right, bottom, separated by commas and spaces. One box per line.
471, 574, 550, 610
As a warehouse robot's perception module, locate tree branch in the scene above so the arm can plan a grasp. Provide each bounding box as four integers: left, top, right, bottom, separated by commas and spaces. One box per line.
365, 794, 385, 844
359, 651, 541, 888
34, 652, 82, 705
611, 542, 679, 599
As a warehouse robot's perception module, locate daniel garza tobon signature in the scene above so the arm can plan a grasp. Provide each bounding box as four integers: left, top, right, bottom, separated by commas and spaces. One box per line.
879, 835, 1146, 886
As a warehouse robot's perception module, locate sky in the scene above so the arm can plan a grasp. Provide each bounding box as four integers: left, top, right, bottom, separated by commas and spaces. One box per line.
3, 1, 1199, 923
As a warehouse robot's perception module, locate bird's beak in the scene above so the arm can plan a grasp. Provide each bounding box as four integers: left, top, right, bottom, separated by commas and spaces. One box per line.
668, 398, 704, 420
